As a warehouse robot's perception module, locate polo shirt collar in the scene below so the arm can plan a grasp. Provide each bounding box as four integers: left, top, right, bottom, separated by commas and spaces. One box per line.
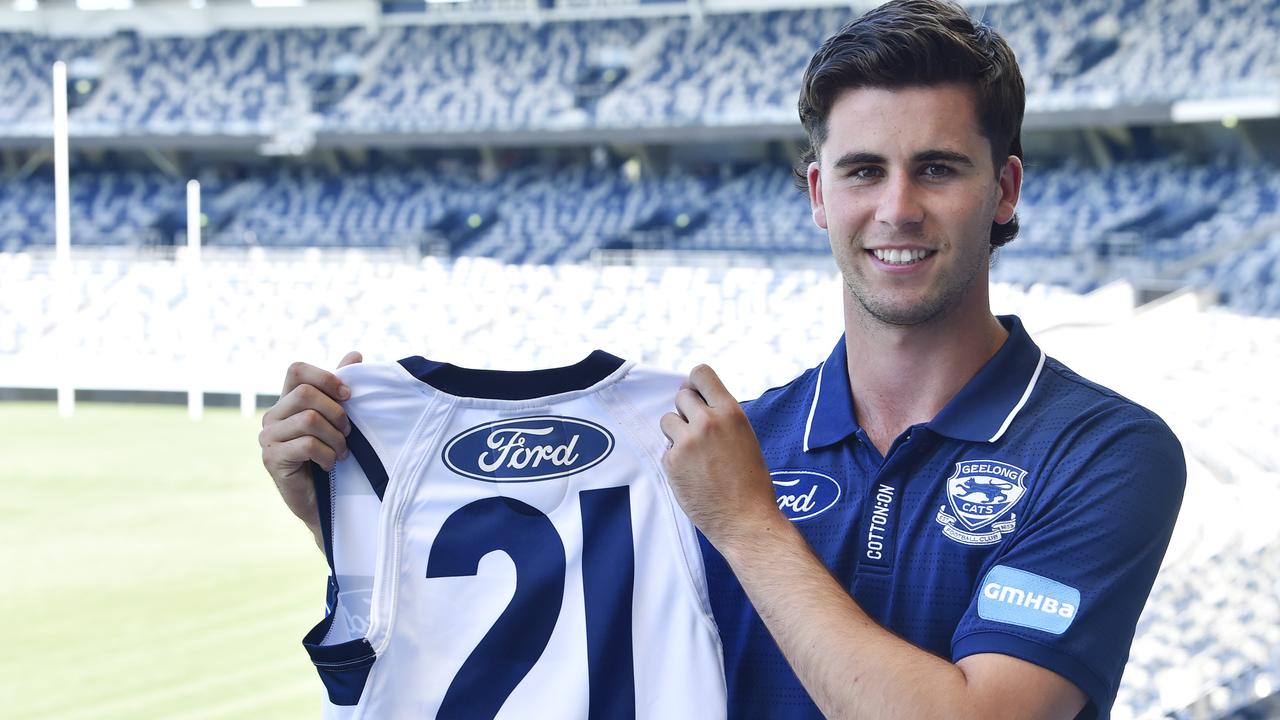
802, 335, 859, 452
801, 315, 1046, 452
927, 315, 1046, 443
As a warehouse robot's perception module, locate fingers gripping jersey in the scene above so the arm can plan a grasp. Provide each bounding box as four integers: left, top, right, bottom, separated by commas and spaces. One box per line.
302, 352, 727, 720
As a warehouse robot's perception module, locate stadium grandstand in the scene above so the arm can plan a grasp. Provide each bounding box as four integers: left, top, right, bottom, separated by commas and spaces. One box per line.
1, 0, 1278, 718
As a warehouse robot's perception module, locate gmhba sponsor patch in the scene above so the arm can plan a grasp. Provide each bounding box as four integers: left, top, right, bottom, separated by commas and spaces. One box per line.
977, 565, 1080, 635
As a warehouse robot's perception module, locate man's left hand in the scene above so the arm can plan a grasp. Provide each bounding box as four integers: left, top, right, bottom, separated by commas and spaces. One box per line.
660, 364, 784, 551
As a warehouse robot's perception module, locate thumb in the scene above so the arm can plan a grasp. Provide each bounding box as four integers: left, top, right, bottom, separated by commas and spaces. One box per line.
338, 351, 363, 369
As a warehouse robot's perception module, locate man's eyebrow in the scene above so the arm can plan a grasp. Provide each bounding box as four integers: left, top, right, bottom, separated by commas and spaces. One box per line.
832, 152, 885, 169
914, 150, 974, 166
831, 150, 975, 168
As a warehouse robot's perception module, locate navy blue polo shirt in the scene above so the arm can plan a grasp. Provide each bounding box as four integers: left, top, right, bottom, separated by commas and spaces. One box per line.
701, 315, 1185, 720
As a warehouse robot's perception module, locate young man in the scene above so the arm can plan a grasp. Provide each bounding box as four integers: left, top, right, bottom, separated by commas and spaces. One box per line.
260, 2, 1184, 718
657, 3, 1183, 718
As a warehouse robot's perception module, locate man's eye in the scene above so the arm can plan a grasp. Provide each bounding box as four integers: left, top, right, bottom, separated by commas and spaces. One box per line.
922, 164, 952, 177
852, 167, 882, 179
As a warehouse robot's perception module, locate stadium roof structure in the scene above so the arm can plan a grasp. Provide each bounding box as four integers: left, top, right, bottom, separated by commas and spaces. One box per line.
0, 0, 1022, 33
0, 0, 1274, 150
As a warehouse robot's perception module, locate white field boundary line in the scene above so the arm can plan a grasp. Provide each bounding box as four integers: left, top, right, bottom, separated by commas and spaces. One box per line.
13, 611, 316, 717
3, 579, 311, 642
1, 590, 314, 675
0, 492, 303, 534
32, 655, 305, 720
162, 677, 319, 720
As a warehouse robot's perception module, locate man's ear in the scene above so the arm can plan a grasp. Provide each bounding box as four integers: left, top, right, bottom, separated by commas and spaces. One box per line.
808, 161, 827, 230
994, 155, 1023, 225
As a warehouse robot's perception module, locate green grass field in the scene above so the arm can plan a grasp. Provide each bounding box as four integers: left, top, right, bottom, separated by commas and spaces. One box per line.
0, 402, 330, 719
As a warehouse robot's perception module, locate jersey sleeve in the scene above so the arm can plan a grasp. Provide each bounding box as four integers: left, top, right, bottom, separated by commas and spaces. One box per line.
950, 415, 1186, 720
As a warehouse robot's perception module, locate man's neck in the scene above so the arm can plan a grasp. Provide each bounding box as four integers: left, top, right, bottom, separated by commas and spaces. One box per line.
844, 297, 1008, 456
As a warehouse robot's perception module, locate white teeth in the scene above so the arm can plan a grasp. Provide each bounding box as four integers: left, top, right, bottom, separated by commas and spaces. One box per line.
873, 248, 932, 265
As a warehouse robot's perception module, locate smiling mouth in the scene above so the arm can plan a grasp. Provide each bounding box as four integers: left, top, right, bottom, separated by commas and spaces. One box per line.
869, 248, 936, 265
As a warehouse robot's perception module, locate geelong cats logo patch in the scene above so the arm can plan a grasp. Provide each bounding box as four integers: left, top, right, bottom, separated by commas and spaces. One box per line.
936, 460, 1027, 546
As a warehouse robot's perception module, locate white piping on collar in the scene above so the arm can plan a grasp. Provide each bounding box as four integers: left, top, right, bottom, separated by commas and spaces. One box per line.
988, 348, 1045, 443
803, 360, 825, 453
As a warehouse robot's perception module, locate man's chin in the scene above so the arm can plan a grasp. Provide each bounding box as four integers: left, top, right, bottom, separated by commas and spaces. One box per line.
855, 294, 950, 328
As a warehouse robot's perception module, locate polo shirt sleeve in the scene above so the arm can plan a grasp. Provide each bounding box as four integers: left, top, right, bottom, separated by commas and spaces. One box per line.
950, 415, 1186, 720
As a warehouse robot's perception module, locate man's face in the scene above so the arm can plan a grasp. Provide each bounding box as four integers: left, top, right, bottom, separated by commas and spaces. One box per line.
807, 84, 1021, 328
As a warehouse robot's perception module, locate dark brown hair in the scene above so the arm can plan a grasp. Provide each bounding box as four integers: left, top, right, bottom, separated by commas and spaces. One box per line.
796, 0, 1025, 249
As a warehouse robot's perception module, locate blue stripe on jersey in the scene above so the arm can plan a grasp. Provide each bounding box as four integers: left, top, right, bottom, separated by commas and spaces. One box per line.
580, 486, 638, 720
311, 461, 336, 574
346, 424, 389, 500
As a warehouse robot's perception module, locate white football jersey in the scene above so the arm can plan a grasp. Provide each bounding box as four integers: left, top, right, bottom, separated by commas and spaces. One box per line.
302, 351, 727, 720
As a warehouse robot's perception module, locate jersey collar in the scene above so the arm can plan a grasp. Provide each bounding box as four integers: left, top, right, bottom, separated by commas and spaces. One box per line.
398, 350, 627, 400
802, 315, 1046, 452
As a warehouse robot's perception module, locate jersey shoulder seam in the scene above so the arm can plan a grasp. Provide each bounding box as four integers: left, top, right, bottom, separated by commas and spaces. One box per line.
1039, 356, 1166, 425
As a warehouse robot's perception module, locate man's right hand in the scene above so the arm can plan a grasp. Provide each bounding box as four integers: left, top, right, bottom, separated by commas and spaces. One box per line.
259, 351, 363, 549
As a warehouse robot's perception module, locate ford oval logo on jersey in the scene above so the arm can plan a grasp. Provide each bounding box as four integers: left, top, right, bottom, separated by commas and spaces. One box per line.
772, 470, 841, 521
443, 416, 615, 483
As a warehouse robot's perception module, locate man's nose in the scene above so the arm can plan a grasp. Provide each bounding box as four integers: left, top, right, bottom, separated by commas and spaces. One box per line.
874, 173, 925, 230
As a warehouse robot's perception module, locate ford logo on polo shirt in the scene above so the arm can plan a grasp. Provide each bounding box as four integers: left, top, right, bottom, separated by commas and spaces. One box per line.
443, 416, 614, 482
772, 470, 842, 521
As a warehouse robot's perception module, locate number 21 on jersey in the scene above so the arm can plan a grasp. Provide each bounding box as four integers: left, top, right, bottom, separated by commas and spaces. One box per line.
426, 486, 636, 720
